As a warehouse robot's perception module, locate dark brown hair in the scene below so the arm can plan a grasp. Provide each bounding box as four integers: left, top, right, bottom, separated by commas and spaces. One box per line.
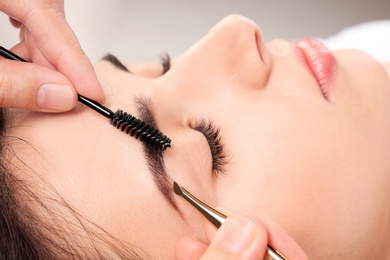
0, 108, 145, 259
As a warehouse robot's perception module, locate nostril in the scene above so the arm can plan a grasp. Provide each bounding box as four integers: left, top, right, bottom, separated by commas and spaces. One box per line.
255, 29, 264, 63
254, 27, 272, 71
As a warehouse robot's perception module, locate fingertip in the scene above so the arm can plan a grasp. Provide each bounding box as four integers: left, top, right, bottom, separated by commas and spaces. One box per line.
37, 83, 77, 112
175, 236, 207, 260
9, 17, 22, 28
213, 214, 267, 256
204, 208, 234, 243
54, 50, 106, 103
65, 66, 106, 103
77, 81, 106, 103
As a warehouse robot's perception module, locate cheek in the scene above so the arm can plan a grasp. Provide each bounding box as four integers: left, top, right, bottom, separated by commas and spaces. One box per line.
331, 50, 390, 121
214, 99, 362, 212
216, 102, 390, 256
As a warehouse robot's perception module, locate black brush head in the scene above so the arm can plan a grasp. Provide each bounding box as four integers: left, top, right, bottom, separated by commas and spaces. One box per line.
110, 109, 172, 150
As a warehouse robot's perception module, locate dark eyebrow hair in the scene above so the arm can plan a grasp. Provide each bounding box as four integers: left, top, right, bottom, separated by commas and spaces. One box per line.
101, 53, 131, 73
102, 53, 172, 75
135, 97, 179, 212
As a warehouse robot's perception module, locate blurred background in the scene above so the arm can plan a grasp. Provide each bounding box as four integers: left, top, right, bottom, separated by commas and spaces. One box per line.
1, 0, 389, 63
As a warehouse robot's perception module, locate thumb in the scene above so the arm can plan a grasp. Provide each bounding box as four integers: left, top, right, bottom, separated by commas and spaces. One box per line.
201, 214, 267, 259
0, 59, 77, 111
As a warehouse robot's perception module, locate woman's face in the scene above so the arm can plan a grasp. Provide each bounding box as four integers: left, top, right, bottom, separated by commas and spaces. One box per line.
8, 15, 390, 259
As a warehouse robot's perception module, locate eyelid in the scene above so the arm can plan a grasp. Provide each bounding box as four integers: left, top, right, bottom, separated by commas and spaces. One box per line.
192, 120, 228, 175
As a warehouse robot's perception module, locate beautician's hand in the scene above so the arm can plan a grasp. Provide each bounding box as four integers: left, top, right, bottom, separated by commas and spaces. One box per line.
175, 213, 309, 259
0, 0, 105, 112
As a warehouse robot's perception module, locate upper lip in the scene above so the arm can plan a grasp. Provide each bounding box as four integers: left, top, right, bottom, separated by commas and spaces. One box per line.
295, 38, 336, 100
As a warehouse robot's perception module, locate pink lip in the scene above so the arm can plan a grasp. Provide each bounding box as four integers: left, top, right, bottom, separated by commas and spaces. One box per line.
295, 38, 336, 100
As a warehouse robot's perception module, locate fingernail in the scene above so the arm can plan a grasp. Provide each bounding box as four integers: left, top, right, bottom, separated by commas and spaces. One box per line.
37, 84, 74, 111
217, 215, 257, 253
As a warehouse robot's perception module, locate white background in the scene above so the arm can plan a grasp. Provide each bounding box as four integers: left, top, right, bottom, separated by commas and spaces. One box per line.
1, 0, 389, 63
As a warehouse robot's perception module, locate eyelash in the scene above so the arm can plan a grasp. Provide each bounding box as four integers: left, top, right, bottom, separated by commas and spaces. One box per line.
160, 53, 171, 74
194, 121, 227, 175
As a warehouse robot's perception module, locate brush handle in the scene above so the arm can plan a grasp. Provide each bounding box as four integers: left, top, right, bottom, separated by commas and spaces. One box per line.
77, 95, 113, 118
0, 46, 25, 62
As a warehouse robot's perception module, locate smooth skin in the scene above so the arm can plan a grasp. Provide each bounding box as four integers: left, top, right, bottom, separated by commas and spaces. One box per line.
6, 15, 390, 259
0, 1, 302, 257
0, 0, 105, 111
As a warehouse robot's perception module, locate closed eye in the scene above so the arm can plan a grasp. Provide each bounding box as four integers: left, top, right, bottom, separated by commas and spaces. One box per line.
193, 120, 228, 175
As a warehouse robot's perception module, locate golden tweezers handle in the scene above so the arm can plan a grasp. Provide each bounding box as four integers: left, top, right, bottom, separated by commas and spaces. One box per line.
265, 246, 287, 260
173, 182, 287, 260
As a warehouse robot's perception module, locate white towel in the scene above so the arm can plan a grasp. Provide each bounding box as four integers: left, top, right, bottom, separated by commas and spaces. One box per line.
322, 20, 390, 63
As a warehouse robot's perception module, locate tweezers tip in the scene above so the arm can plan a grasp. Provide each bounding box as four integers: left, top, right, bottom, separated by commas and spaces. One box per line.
173, 181, 182, 196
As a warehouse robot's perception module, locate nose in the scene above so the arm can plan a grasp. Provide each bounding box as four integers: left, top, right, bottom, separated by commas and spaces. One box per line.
192, 14, 271, 90
151, 15, 271, 121
166, 15, 271, 93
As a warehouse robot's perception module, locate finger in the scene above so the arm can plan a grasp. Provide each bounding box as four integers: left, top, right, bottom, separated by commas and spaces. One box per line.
9, 17, 22, 28
21, 29, 55, 69
204, 218, 218, 242
264, 219, 309, 260
0, 59, 76, 111
204, 207, 232, 243
175, 236, 207, 260
24, 5, 105, 102
10, 42, 30, 61
12, 23, 52, 67
201, 214, 267, 259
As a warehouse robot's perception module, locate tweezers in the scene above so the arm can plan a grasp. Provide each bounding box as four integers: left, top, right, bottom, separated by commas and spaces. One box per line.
173, 182, 287, 260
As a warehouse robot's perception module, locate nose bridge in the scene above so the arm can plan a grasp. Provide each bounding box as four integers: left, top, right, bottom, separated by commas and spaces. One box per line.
153, 15, 270, 117
208, 14, 258, 40
200, 15, 271, 90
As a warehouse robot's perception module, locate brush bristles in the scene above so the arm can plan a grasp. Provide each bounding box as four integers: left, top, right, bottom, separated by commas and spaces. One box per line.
110, 109, 172, 150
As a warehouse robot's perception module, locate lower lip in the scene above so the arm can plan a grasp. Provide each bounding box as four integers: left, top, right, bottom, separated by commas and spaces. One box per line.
295, 38, 336, 100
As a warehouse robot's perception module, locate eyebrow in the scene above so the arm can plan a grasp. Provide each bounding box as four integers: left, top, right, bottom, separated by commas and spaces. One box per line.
102, 53, 179, 210
101, 53, 131, 73
135, 97, 179, 212
102, 53, 172, 75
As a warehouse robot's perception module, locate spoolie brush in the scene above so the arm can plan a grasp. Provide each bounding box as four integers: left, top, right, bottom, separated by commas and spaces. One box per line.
78, 95, 171, 150
0, 46, 172, 150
